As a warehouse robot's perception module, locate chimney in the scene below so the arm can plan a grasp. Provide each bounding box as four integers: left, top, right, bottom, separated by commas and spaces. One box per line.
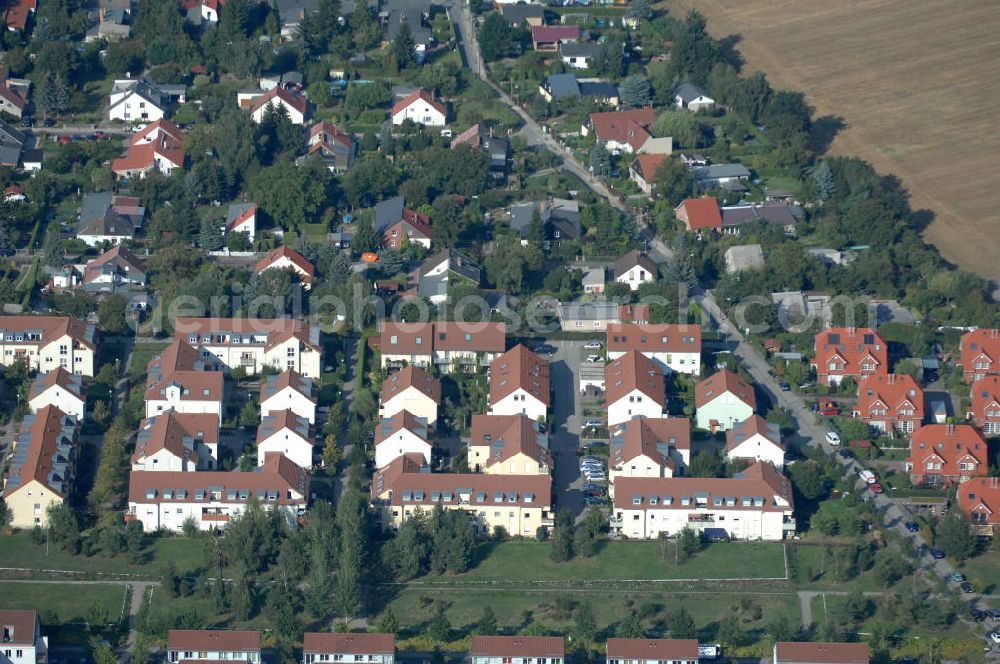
992, 329, 1000, 339
888, 374, 895, 384
946, 423, 955, 436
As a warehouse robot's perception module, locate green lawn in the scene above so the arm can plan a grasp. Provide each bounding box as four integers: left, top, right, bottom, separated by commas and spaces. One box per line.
128, 342, 170, 380
810, 593, 977, 644
411, 541, 786, 585
955, 549, 1000, 594
0, 582, 129, 644
0, 532, 207, 578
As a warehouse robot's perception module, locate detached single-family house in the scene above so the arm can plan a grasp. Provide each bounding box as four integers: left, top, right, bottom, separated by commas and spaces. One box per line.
608, 417, 690, 496
508, 198, 581, 245
673, 82, 714, 111
720, 203, 799, 236
224, 203, 257, 240
560, 42, 603, 69
612, 461, 794, 540
82, 245, 146, 291
1, 406, 78, 529
489, 344, 549, 422
166, 630, 261, 664
629, 153, 668, 194
127, 454, 309, 532
303, 120, 356, 173
694, 163, 751, 193
726, 415, 785, 469
0, 78, 28, 118
957, 477, 1000, 533
174, 318, 322, 378
27, 368, 86, 420
499, 3, 543, 26
959, 329, 1000, 383
112, 120, 185, 178
109, 79, 171, 123
260, 368, 317, 424
854, 373, 923, 437
0, 315, 97, 376
374, 410, 432, 469
380, 365, 441, 426
450, 124, 510, 178
613, 250, 657, 291
468, 413, 551, 475
530, 25, 579, 51
606, 351, 665, 427
812, 327, 887, 386
245, 86, 308, 124
906, 424, 987, 487
412, 249, 480, 305
76, 192, 145, 247
257, 409, 313, 470
132, 412, 220, 472
391, 88, 446, 126
254, 246, 315, 290
539, 74, 620, 106
695, 370, 755, 432
606, 323, 701, 375
375, 196, 432, 250
557, 300, 620, 332
582, 108, 665, 155
674, 197, 722, 232
582, 267, 605, 294
968, 375, 1000, 435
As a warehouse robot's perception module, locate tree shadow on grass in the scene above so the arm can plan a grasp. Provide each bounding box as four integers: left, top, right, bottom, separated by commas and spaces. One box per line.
808, 115, 847, 156
718, 34, 745, 71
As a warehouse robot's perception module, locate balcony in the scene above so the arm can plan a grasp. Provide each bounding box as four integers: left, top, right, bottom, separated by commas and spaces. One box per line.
687, 514, 714, 524
202, 513, 230, 522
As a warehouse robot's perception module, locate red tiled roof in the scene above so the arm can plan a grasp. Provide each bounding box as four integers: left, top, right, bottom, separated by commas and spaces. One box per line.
226, 204, 256, 232
725, 415, 782, 452
470, 413, 552, 469
694, 369, 755, 409
83, 245, 146, 284
607, 323, 701, 355
589, 108, 654, 146
3, 0, 34, 31
0, 610, 38, 645
146, 339, 201, 378
0, 84, 26, 110
261, 368, 315, 402
309, 120, 354, 149
133, 412, 219, 464
959, 328, 1000, 381
471, 636, 564, 658
391, 88, 446, 118
908, 424, 987, 479
631, 153, 666, 181
957, 477, 1000, 527
856, 373, 923, 422
435, 321, 506, 353
255, 246, 315, 285
610, 417, 689, 470
675, 197, 722, 231
113, 120, 186, 175
0, 315, 95, 350
250, 86, 308, 116
3, 405, 75, 498
144, 370, 224, 403
605, 350, 665, 406
969, 375, 1000, 426
530, 25, 579, 43
490, 344, 550, 406
813, 327, 887, 380
450, 123, 482, 149
381, 365, 441, 405
773, 641, 869, 664
606, 639, 697, 661
303, 633, 395, 655
613, 460, 793, 512
619, 304, 651, 323
167, 630, 261, 652
131, 455, 308, 506
174, 317, 319, 352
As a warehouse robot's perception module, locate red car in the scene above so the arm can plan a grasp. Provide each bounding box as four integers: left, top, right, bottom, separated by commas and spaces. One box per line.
57, 135, 71, 145
870, 484, 883, 494
819, 406, 840, 416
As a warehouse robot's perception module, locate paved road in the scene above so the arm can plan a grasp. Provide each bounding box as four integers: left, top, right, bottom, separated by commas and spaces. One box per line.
548, 340, 585, 517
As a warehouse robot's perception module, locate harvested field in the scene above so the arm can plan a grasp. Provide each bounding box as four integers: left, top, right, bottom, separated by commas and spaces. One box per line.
663, 0, 1000, 285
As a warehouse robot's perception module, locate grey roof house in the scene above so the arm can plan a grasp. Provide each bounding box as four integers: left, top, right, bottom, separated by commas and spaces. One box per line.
694, 163, 751, 192
499, 3, 544, 25
720, 203, 799, 235
509, 198, 581, 243
414, 249, 481, 304
557, 300, 621, 332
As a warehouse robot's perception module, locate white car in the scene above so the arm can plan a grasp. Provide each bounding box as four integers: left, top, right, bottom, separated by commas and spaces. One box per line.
858, 470, 876, 484
586, 354, 603, 363
825, 431, 841, 446
990, 631, 1000, 644
583, 419, 604, 428
585, 472, 606, 482
584, 341, 603, 350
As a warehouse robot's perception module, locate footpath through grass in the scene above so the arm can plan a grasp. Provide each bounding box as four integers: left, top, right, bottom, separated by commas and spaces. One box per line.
406, 540, 787, 585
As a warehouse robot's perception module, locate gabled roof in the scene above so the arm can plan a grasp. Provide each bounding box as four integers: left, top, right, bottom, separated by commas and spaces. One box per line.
3, 405, 77, 498
694, 370, 755, 409
254, 246, 315, 285
674, 82, 711, 103
175, 317, 320, 352
498, 2, 543, 22
773, 641, 869, 664
856, 373, 923, 418
0, 315, 96, 350
606, 323, 701, 355
490, 344, 550, 407
256, 409, 311, 445
225, 203, 257, 231
0, 611, 39, 645
308, 120, 354, 148
605, 350, 665, 406
261, 368, 315, 403
381, 365, 441, 405
960, 329, 1000, 378
146, 339, 203, 382
250, 86, 308, 116
470, 413, 551, 469
372, 462, 552, 508
957, 477, 1000, 526
606, 639, 698, 661
28, 368, 85, 402
471, 637, 564, 658
130, 454, 308, 505
435, 321, 505, 352
970, 375, 1000, 418
560, 42, 603, 59
144, 370, 224, 403
391, 88, 446, 117
303, 633, 395, 655
613, 460, 793, 512
588, 108, 654, 149
630, 153, 666, 181
374, 410, 429, 446
725, 415, 782, 452
720, 203, 797, 229
675, 197, 722, 230
610, 417, 689, 470
133, 412, 219, 464
613, 250, 657, 280
908, 424, 987, 476
813, 327, 887, 375
531, 25, 579, 43
167, 630, 262, 652
0, 84, 27, 110
83, 245, 146, 284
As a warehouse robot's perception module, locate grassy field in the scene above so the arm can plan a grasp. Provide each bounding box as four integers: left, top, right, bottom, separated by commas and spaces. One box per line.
662, 0, 1000, 284
410, 540, 786, 584
0, 582, 128, 643
955, 549, 1000, 594
128, 342, 170, 380
0, 532, 207, 578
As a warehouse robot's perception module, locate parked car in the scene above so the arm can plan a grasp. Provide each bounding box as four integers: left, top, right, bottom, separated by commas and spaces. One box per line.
20, 116, 32, 127
584, 341, 603, 350
869, 483, 883, 494
961, 582, 974, 593
58, 134, 71, 145
43, 118, 56, 127
838, 449, 854, 459
930, 548, 946, 559
825, 431, 841, 446
584, 496, 605, 506
780, 381, 791, 392
583, 419, 604, 429
859, 470, 876, 484
531, 343, 557, 355
990, 631, 1000, 644
580, 462, 603, 470
586, 354, 603, 363
819, 405, 840, 416
906, 521, 920, 532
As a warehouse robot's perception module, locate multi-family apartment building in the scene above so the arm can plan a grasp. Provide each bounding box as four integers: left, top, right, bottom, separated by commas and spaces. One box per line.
605, 638, 698, 664
694, 370, 756, 432
468, 414, 552, 475
378, 321, 506, 371
144, 370, 224, 422
608, 417, 690, 497
812, 327, 886, 386
126, 454, 309, 531
470, 636, 564, 664
166, 630, 261, 664
260, 369, 317, 424
174, 317, 321, 378
725, 415, 785, 469
379, 366, 441, 426
906, 424, 988, 486
772, 641, 869, 664
131, 412, 219, 472
606, 323, 702, 375
605, 351, 665, 427
257, 410, 313, 470
374, 411, 432, 469
0, 610, 48, 664
488, 344, 550, 422
27, 368, 86, 420
0, 316, 96, 376
854, 373, 923, 436
302, 632, 395, 664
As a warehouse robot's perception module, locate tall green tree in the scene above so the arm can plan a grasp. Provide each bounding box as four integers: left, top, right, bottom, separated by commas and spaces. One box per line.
620, 75, 652, 107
